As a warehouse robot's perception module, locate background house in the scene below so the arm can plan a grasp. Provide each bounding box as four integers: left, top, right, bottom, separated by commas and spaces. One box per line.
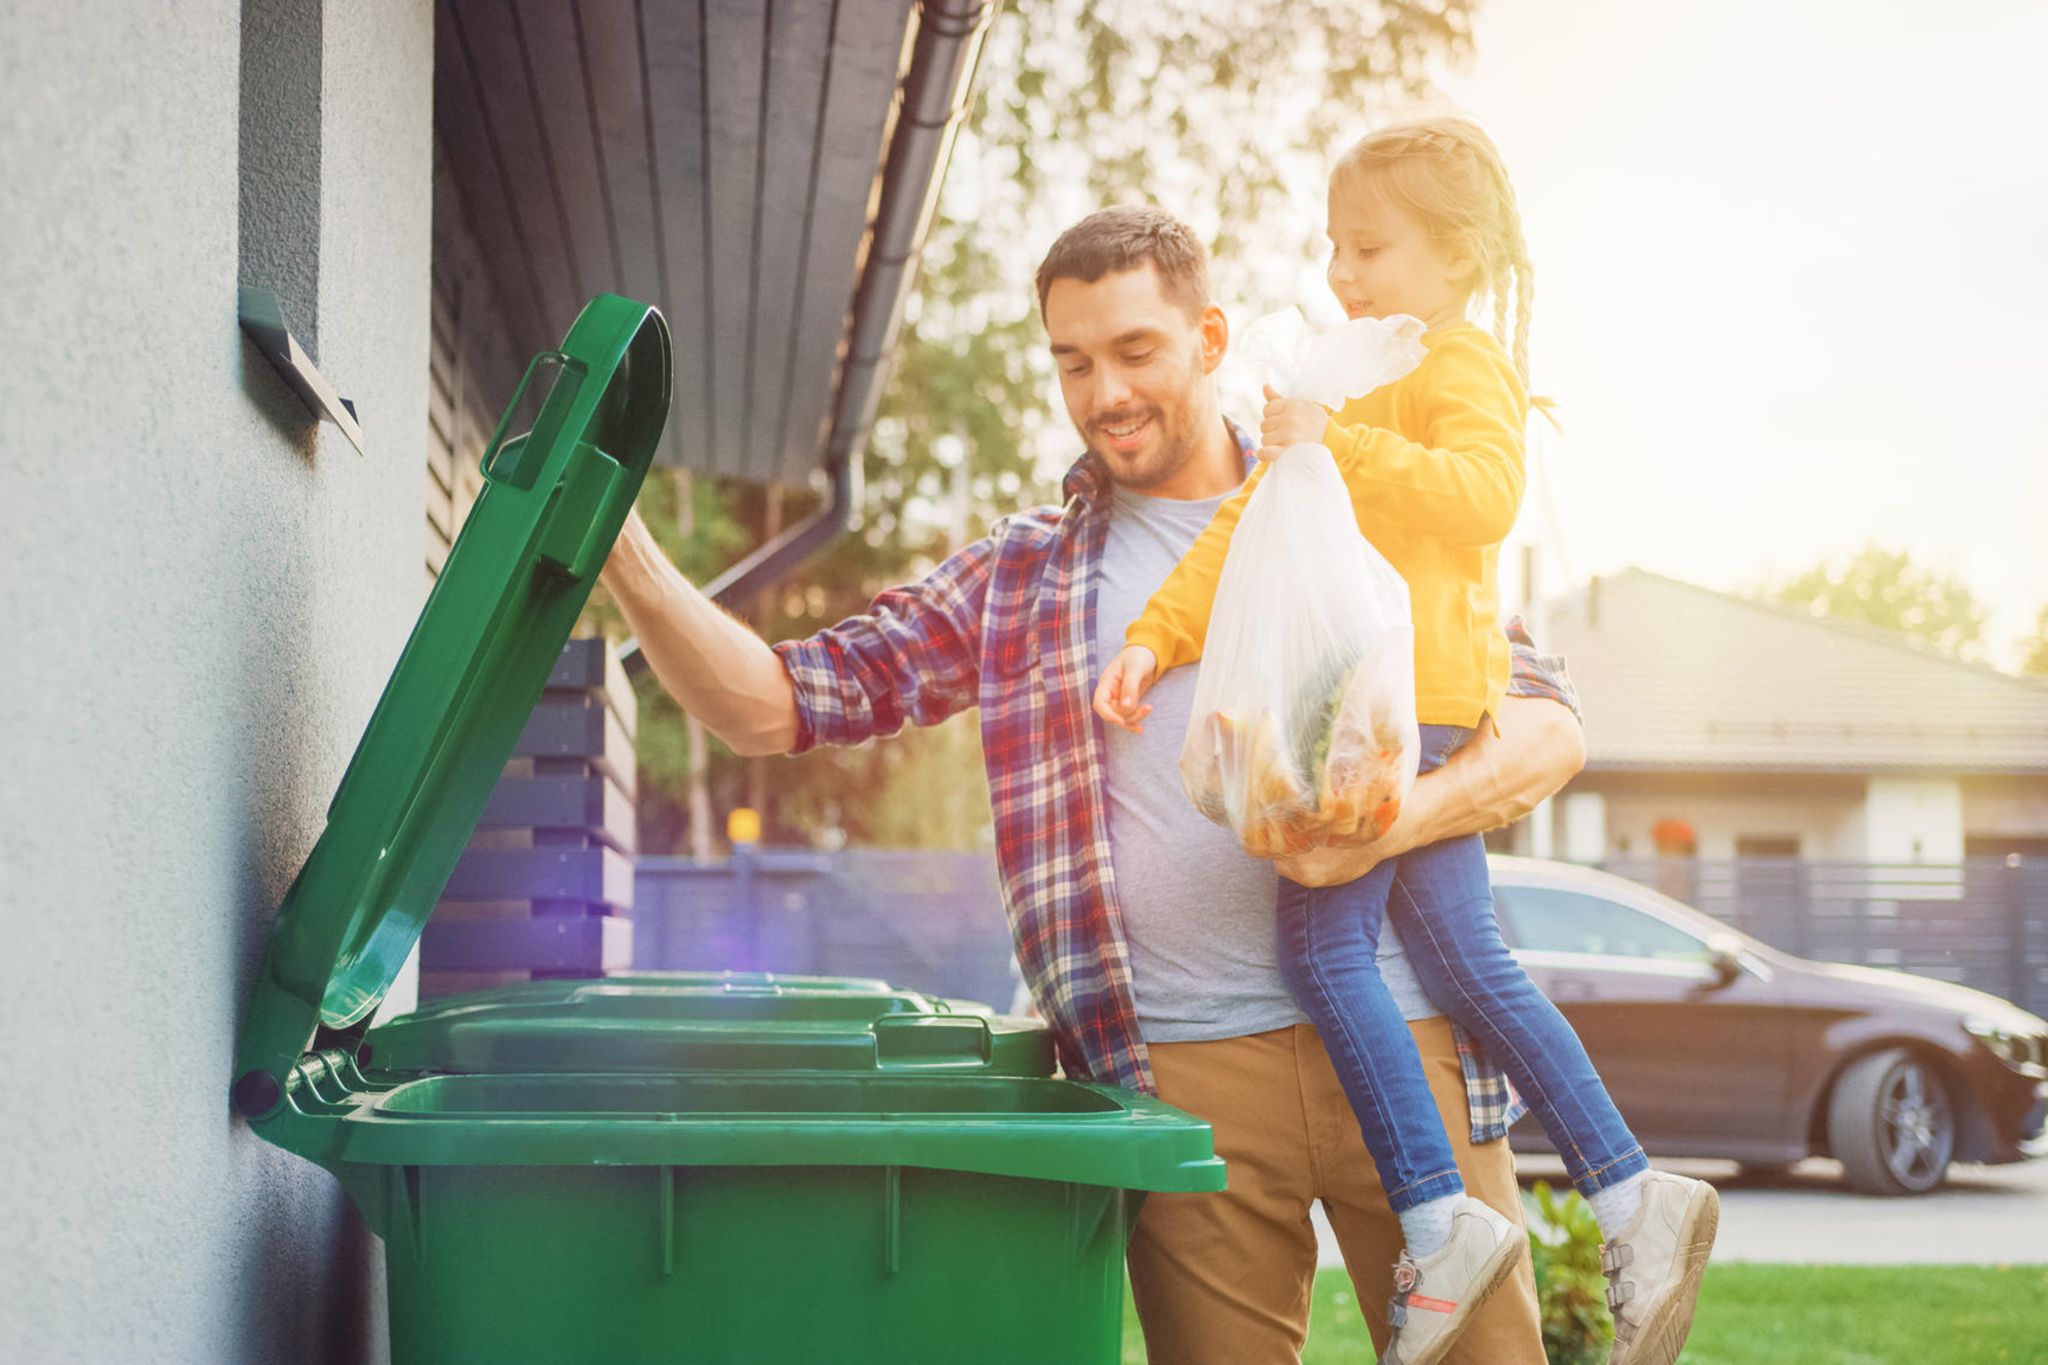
1527, 569, 2048, 1013
1540, 569, 2048, 868
0, 2, 990, 1360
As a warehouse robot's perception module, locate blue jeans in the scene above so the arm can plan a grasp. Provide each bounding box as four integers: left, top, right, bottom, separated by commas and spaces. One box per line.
1275, 723, 1649, 1212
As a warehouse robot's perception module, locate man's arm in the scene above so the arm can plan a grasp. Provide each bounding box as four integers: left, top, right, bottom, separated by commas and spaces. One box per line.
1275, 692, 1585, 887
602, 505, 996, 758
600, 510, 800, 757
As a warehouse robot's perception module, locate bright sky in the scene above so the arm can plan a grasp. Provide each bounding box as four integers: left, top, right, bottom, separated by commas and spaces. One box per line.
1420, 0, 2048, 662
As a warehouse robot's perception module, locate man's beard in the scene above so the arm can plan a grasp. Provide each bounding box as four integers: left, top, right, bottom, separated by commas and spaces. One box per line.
1087, 362, 1205, 492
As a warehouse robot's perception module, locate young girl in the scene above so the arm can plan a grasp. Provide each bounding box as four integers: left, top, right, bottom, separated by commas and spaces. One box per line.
1095, 118, 1717, 1365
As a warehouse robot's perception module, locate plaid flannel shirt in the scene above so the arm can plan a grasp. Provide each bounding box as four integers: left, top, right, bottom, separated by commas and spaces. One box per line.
775, 428, 1580, 1142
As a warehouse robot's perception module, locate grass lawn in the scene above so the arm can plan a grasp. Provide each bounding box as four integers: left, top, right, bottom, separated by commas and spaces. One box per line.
1119, 1263, 2048, 1363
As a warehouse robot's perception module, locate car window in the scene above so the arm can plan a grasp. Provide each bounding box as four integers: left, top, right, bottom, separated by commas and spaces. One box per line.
1494, 886, 1708, 963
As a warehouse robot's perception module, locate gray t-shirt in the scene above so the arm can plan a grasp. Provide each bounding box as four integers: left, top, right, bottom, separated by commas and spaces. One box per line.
1093, 482, 1441, 1042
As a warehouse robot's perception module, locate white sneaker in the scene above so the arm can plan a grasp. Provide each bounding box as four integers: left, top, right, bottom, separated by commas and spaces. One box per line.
1602, 1172, 1720, 1365
1382, 1195, 1525, 1365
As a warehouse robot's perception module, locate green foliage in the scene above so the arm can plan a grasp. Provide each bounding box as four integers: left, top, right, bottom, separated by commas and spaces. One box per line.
1765, 543, 1991, 660
1524, 1180, 1614, 1365
2017, 606, 2048, 679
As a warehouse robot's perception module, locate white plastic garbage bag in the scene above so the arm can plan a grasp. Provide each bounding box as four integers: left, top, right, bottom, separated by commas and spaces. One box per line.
1179, 310, 1426, 859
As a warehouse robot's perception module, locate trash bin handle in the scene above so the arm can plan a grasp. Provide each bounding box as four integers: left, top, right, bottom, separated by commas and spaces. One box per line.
871, 1014, 994, 1069
479, 351, 586, 492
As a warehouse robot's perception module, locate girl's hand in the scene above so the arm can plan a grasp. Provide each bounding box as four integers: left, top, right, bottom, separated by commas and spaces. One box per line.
1255, 384, 1332, 460
1092, 644, 1159, 734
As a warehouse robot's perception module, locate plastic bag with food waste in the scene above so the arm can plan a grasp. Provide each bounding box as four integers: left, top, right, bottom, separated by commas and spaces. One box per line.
1179, 310, 1424, 859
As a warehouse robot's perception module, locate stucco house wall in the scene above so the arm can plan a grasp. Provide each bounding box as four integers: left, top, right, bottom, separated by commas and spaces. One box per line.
0, 4, 433, 1361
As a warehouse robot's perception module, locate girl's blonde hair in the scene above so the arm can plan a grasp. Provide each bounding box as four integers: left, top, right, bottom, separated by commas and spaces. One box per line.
1331, 116, 1535, 387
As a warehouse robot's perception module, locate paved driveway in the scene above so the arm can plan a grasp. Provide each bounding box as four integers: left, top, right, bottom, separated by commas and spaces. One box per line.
1311, 1153, 2048, 1267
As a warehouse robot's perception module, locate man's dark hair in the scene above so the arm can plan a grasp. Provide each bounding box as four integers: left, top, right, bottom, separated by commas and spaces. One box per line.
1034, 206, 1212, 320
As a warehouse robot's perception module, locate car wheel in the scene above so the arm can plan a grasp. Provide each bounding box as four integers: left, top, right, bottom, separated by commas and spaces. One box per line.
1826, 1047, 1955, 1195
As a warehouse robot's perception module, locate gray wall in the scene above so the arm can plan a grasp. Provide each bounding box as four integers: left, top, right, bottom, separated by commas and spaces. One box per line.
0, 3, 434, 1361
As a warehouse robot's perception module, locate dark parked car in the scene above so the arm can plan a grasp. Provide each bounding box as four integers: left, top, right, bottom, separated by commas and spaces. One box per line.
1489, 856, 2048, 1194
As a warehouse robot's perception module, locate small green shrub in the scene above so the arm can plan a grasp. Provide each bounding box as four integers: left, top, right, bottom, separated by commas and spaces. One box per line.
1525, 1181, 1613, 1365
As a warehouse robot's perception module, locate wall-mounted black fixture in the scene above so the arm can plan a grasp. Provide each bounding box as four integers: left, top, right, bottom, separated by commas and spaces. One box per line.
239, 285, 365, 455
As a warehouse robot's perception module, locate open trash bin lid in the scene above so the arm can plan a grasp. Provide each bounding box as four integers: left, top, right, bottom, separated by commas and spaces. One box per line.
228, 294, 1223, 1365
233, 294, 672, 1119
359, 971, 1059, 1077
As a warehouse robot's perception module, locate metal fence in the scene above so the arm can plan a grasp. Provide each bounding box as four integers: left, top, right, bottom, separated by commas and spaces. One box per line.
1601, 856, 2048, 1017
634, 848, 1018, 1008
635, 851, 2048, 1017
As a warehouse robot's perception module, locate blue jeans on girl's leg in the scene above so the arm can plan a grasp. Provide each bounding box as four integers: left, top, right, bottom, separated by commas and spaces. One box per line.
1275, 723, 1650, 1214
1387, 829, 1650, 1195
1275, 723, 1474, 1213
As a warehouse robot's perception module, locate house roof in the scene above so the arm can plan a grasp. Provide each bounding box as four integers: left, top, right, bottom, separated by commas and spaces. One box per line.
1542, 569, 2048, 775
434, 0, 990, 484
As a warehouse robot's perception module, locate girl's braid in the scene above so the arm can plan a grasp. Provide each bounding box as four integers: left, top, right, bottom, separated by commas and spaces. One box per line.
1473, 134, 1534, 389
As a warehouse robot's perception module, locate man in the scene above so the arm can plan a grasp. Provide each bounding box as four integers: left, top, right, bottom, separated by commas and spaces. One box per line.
604, 206, 1583, 1363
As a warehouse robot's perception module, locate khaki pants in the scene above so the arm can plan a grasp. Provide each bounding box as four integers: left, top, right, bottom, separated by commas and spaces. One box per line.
1127, 1018, 1544, 1364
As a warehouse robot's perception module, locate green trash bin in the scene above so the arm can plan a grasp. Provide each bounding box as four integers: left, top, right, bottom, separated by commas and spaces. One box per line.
232, 295, 1225, 1365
